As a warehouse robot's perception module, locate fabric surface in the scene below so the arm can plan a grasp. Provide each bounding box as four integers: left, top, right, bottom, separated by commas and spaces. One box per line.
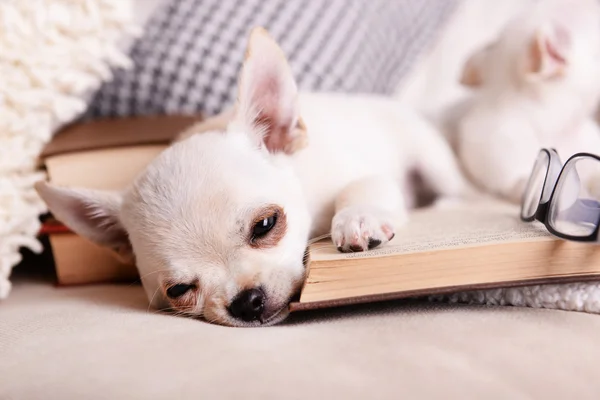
0, 0, 138, 300
2, 272, 600, 399
84, 0, 460, 120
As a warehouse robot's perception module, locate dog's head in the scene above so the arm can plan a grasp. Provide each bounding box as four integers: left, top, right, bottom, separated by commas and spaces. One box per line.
461, 0, 600, 110
36, 27, 312, 327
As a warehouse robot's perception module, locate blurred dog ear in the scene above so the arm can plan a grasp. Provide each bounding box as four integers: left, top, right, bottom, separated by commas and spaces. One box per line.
460, 43, 493, 87
525, 22, 570, 80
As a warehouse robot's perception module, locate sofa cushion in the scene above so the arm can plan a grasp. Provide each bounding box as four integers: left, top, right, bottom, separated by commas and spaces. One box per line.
84, 0, 460, 120
2, 273, 600, 399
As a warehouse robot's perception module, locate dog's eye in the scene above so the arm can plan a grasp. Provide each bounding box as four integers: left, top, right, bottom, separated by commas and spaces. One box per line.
252, 213, 277, 240
166, 284, 195, 299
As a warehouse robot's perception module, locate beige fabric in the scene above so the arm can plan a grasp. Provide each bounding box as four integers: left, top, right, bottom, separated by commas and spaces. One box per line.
2, 270, 600, 399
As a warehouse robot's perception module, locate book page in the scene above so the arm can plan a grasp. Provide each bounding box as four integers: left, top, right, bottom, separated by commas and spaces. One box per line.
309, 200, 553, 261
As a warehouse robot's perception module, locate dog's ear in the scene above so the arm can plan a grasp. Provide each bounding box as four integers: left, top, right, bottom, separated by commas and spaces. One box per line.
460, 43, 493, 87
234, 27, 307, 154
35, 181, 134, 264
525, 22, 570, 80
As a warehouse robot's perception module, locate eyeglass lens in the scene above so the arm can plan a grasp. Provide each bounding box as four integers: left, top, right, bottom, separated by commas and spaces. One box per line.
548, 156, 600, 238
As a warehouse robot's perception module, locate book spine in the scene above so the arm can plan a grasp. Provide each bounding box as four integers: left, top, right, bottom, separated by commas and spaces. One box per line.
38, 221, 71, 235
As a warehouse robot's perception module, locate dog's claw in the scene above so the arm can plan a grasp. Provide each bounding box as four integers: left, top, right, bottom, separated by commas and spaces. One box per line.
382, 225, 395, 241
336, 238, 382, 253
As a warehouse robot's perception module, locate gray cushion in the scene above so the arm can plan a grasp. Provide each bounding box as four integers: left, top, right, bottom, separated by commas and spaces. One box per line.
84, 0, 460, 119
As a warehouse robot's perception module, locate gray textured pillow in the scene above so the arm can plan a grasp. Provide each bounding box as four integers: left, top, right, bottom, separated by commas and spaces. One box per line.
85, 0, 460, 119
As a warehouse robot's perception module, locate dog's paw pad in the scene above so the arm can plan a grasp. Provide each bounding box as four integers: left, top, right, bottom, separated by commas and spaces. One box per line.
332, 206, 396, 253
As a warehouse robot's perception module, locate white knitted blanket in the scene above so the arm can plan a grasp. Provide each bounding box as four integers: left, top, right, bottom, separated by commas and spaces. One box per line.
430, 281, 600, 313
0, 0, 138, 299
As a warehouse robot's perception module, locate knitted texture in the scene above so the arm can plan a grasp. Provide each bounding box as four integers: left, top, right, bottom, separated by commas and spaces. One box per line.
431, 283, 600, 313
0, 0, 139, 299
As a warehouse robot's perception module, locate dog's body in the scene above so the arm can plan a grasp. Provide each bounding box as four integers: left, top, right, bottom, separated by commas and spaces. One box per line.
181, 91, 468, 238
35, 28, 470, 327
442, 0, 600, 202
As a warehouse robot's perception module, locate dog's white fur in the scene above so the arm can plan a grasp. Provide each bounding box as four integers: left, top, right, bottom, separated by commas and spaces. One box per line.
35, 27, 471, 327
442, 0, 600, 203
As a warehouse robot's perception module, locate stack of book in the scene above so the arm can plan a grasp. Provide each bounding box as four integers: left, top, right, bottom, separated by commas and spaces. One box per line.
38, 115, 202, 285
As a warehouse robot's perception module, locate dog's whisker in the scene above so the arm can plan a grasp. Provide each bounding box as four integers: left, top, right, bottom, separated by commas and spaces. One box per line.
308, 233, 331, 245
138, 268, 173, 281
127, 268, 174, 287
148, 309, 168, 315
205, 314, 223, 325
306, 244, 337, 254
146, 286, 163, 313
171, 311, 191, 318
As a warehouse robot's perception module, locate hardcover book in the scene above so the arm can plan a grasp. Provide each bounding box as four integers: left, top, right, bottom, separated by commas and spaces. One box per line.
289, 200, 600, 311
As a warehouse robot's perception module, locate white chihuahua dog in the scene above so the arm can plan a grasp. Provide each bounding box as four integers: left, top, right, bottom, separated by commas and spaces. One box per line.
444, 0, 600, 203
35, 28, 470, 327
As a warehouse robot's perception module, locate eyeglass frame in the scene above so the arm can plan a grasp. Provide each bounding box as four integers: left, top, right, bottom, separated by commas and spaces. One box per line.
520, 148, 600, 243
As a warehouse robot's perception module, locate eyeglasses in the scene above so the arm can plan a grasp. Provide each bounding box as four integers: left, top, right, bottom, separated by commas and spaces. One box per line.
520, 148, 600, 242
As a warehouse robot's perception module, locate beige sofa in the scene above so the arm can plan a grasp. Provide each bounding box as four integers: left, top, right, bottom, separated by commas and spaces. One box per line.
4, 1, 600, 398
4, 261, 600, 399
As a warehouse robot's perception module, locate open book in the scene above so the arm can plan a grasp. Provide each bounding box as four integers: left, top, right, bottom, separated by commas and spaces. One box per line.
289, 200, 600, 311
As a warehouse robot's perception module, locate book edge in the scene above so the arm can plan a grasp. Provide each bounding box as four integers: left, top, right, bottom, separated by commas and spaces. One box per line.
40, 114, 203, 160
288, 273, 600, 312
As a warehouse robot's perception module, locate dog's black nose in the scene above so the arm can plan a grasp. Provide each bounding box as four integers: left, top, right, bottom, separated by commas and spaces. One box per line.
228, 288, 265, 322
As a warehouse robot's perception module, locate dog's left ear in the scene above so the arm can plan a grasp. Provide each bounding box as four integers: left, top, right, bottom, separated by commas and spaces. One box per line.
234, 27, 307, 154
35, 181, 135, 264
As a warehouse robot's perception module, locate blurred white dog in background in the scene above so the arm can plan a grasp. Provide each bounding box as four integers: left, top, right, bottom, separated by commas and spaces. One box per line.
441, 0, 600, 203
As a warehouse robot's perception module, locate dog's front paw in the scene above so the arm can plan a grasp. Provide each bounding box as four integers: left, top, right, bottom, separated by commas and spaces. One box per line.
331, 206, 397, 253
